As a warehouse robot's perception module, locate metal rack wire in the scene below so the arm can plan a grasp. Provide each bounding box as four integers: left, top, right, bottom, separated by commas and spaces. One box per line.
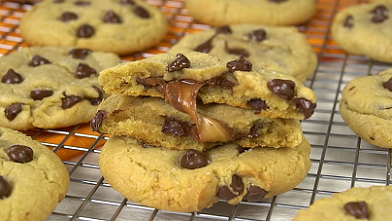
0, 0, 391, 220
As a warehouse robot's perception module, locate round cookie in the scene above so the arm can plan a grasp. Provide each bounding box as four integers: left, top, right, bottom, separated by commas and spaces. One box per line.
293, 185, 392, 220
169, 24, 318, 82
99, 135, 311, 212
0, 46, 121, 131
0, 127, 70, 221
332, 3, 392, 63
340, 69, 392, 149
20, 0, 168, 55
185, 0, 317, 26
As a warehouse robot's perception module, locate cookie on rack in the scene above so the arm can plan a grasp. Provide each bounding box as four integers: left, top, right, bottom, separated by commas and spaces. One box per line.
0, 127, 70, 221
169, 24, 318, 82
99, 52, 317, 120
332, 3, 392, 63
185, 0, 317, 26
0, 46, 121, 131
293, 185, 392, 220
20, 0, 168, 55
91, 95, 303, 151
340, 69, 392, 148
99, 135, 311, 212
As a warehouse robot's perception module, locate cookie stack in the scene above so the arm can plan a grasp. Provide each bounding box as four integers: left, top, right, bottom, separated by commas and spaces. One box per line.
92, 52, 317, 212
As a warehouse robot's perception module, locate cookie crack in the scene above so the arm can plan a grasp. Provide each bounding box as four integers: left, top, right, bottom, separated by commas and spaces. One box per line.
345, 103, 392, 121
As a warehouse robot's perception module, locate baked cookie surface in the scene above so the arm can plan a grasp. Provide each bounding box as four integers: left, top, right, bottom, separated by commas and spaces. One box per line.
20, 0, 168, 55
0, 127, 70, 221
168, 24, 318, 82
340, 69, 392, 148
0, 46, 121, 130
99, 135, 311, 212
91, 95, 303, 151
185, 0, 317, 26
332, 3, 392, 62
99, 52, 317, 120
293, 185, 392, 221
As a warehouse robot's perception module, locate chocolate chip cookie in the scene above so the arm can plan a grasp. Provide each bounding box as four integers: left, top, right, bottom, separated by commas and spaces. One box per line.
185, 0, 317, 26
332, 3, 392, 62
293, 185, 392, 221
20, 0, 168, 55
0, 127, 70, 221
99, 52, 317, 120
0, 46, 121, 130
169, 24, 318, 82
91, 95, 303, 151
99, 135, 311, 212
340, 69, 392, 149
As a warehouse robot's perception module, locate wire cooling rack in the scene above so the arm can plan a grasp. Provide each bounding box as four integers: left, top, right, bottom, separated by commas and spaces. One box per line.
1, 0, 391, 220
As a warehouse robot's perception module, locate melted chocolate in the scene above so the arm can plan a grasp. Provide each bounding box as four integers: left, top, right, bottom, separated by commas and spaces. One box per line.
244, 186, 268, 202
294, 98, 316, 119
0, 176, 11, 199
69, 48, 91, 59
90, 110, 107, 133
226, 55, 252, 73
60, 12, 78, 22
62, 95, 83, 109
168, 53, 191, 72
7, 145, 34, 163
134, 6, 150, 18
231, 175, 244, 194
217, 186, 237, 201
382, 77, 392, 92
206, 74, 235, 91
194, 35, 216, 53
77, 24, 95, 38
344, 201, 369, 219
103, 10, 122, 23
267, 79, 295, 100
248, 29, 267, 42
180, 150, 208, 169
89, 86, 103, 105
225, 42, 249, 57
247, 99, 268, 114
76, 63, 97, 78
30, 89, 54, 100
29, 55, 51, 67
5, 103, 23, 121
1, 69, 23, 84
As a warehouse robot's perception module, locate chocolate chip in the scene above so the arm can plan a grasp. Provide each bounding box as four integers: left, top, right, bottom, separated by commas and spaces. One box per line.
89, 86, 103, 105
382, 77, 392, 92
236, 146, 250, 154
226, 55, 252, 73
162, 116, 193, 137
244, 186, 268, 202
77, 24, 95, 38
69, 48, 91, 59
60, 12, 78, 22
134, 6, 150, 18
7, 145, 34, 163
74, 1, 90, 5
216, 26, 232, 34
225, 42, 249, 57
231, 175, 244, 194
248, 29, 267, 42
103, 10, 122, 23
247, 122, 265, 138
247, 99, 268, 114
194, 35, 215, 53
1, 69, 23, 84
207, 74, 236, 90
90, 110, 107, 133
29, 55, 51, 67
180, 150, 208, 169
76, 63, 97, 78
5, 103, 23, 121
30, 89, 54, 100
294, 98, 316, 119
0, 176, 11, 199
62, 95, 83, 109
267, 79, 295, 100
168, 53, 191, 72
121, 0, 135, 4
217, 186, 237, 201
344, 201, 369, 219
371, 5, 388, 23
344, 15, 354, 28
